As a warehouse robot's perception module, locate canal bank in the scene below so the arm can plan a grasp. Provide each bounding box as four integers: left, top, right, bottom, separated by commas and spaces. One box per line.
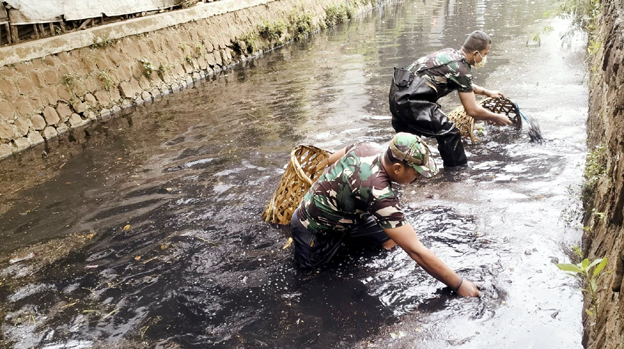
582, 0, 624, 348
0, 0, 380, 160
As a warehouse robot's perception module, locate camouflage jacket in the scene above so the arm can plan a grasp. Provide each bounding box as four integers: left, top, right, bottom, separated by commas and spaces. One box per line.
295, 142, 406, 234
406, 48, 473, 99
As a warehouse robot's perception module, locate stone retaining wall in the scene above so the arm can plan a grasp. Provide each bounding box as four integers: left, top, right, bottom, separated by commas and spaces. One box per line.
583, 0, 624, 348
0, 0, 377, 159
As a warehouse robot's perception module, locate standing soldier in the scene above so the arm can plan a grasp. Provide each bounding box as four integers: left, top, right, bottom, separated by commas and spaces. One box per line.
290, 133, 479, 297
389, 30, 513, 168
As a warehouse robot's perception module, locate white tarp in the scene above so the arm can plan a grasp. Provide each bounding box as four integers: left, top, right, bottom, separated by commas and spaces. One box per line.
4, 0, 182, 24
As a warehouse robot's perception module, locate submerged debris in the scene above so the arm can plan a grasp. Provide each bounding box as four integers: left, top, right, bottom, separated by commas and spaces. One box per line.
9, 252, 35, 265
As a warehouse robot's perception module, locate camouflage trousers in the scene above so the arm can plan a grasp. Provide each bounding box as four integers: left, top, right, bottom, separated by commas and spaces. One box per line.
290, 209, 390, 269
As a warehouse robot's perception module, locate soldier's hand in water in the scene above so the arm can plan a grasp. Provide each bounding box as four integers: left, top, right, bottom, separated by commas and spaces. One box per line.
457, 279, 480, 297
491, 113, 513, 126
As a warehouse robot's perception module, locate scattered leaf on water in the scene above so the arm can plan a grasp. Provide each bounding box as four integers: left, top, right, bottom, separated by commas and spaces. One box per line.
134, 256, 141, 261
102, 308, 119, 320
9, 252, 35, 264
123, 225, 131, 231
61, 302, 77, 309
166, 188, 173, 192
390, 331, 406, 339
282, 237, 293, 250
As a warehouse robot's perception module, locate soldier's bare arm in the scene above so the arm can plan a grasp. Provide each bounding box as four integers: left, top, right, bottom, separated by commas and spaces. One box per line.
328, 147, 347, 166
472, 83, 504, 98
458, 91, 513, 126
383, 223, 479, 297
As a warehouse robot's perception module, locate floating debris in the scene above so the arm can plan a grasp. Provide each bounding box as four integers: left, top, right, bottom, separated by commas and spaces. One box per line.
9, 252, 35, 264
282, 237, 293, 249
390, 331, 406, 339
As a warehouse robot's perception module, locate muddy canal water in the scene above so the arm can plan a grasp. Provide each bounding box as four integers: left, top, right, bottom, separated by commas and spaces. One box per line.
0, 0, 588, 348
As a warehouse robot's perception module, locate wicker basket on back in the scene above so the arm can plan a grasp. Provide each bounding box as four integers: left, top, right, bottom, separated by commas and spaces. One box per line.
447, 96, 523, 144
262, 145, 331, 225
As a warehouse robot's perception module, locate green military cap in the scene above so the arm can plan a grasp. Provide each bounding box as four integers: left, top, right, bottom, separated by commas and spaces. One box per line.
389, 132, 439, 178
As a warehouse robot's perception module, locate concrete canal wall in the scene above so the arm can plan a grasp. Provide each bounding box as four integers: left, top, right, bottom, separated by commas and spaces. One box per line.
584, 0, 624, 348
0, 0, 378, 159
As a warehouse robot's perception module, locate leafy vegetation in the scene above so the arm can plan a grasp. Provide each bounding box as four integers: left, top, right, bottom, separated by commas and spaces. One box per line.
288, 11, 315, 41
556, 257, 608, 317
258, 20, 287, 43
98, 71, 114, 91
581, 144, 607, 206
139, 59, 155, 77
185, 54, 194, 65
529, 0, 601, 46
234, 33, 258, 55
91, 36, 117, 49
325, 3, 355, 26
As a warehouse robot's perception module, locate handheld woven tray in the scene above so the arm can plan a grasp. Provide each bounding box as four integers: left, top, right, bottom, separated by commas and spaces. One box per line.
262, 145, 331, 225
447, 96, 523, 144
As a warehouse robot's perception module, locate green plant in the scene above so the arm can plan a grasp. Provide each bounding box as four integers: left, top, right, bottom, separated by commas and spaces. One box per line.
234, 33, 258, 54
592, 209, 606, 220
98, 71, 114, 91
61, 73, 79, 89
258, 19, 287, 42
580, 144, 607, 207
587, 39, 601, 55
195, 44, 204, 57
527, 25, 554, 46
572, 245, 583, 258
91, 36, 117, 49
325, 3, 355, 26
556, 0, 601, 31
556, 257, 608, 316
185, 54, 193, 65
159, 63, 171, 75
536, 0, 601, 46
288, 11, 315, 41
585, 145, 607, 187
140, 59, 155, 77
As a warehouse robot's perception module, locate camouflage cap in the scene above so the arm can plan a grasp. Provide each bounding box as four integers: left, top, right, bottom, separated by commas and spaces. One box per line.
389, 132, 439, 178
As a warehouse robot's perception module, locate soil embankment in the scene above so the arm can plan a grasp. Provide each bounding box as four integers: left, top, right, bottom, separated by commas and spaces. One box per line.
583, 0, 624, 347
0, 0, 376, 160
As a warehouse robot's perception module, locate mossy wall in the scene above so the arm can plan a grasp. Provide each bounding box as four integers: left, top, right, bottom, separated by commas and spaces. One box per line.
0, 0, 380, 160
582, 0, 624, 347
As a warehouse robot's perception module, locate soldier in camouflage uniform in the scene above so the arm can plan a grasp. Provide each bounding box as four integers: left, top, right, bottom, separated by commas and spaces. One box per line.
389, 30, 513, 167
290, 133, 479, 297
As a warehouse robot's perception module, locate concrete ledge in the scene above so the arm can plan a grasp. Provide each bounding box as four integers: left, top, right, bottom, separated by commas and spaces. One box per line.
0, 0, 276, 68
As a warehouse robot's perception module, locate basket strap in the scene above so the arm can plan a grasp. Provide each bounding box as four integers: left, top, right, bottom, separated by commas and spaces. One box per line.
291, 148, 314, 186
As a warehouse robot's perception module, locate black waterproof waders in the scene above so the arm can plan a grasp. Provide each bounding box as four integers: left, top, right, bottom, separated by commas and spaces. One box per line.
389, 68, 468, 167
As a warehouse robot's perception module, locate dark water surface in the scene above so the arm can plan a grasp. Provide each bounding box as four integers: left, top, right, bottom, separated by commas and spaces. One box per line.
0, 0, 588, 348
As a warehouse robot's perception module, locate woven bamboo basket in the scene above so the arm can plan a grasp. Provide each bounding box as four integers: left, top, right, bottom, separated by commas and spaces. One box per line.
447, 96, 523, 144
262, 145, 331, 225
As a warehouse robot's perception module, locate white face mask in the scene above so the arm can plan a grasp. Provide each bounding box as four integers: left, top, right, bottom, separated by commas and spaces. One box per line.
473, 51, 487, 68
